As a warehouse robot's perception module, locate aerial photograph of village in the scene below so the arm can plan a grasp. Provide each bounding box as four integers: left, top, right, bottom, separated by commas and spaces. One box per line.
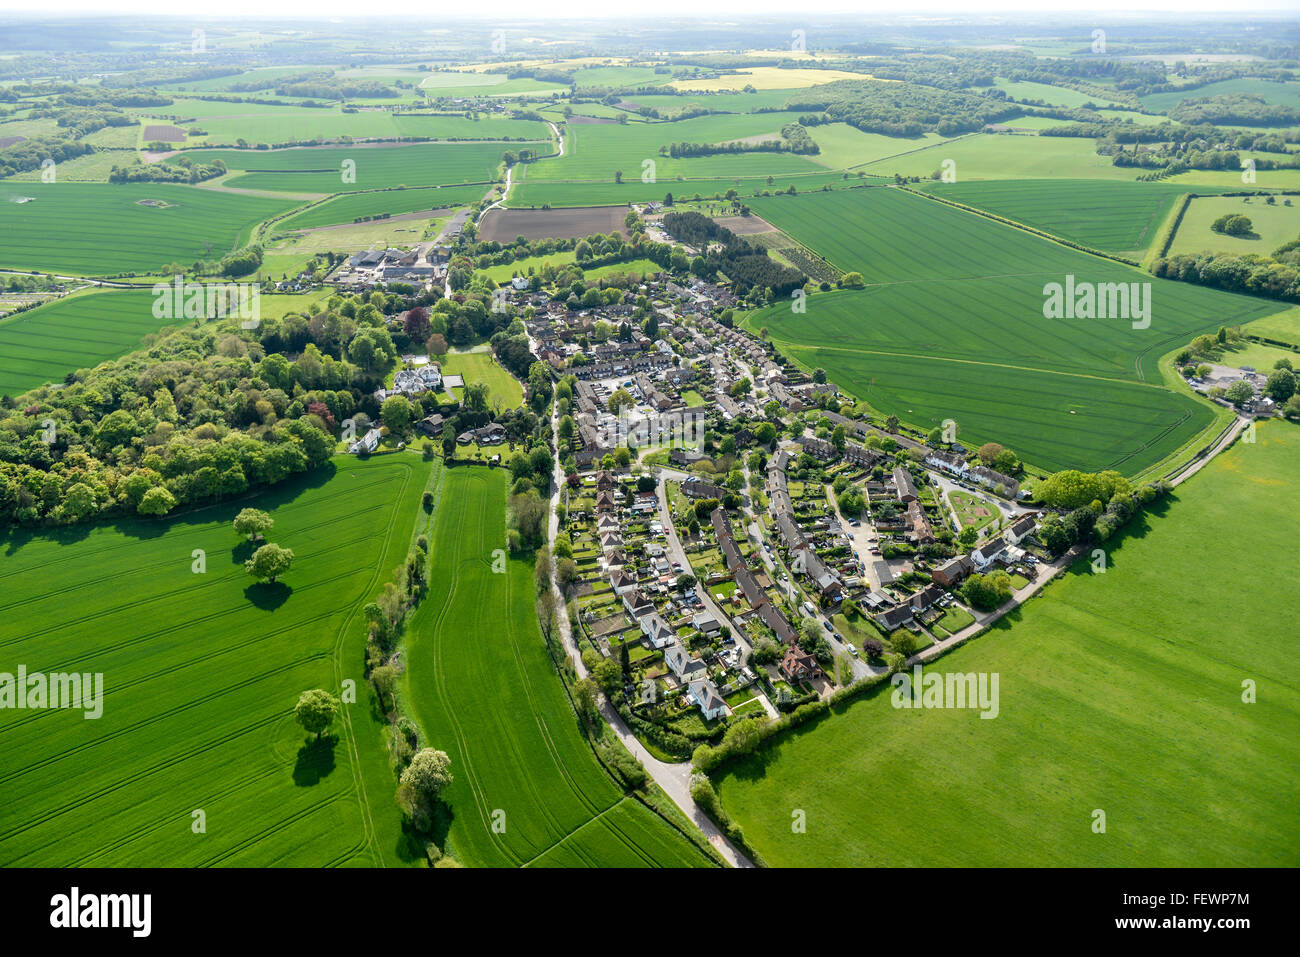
0, 0, 1292, 933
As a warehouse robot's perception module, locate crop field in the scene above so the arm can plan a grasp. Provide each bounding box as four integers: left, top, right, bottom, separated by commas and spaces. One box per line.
0, 454, 433, 866
921, 179, 1218, 257
175, 143, 521, 193
0, 288, 171, 398
670, 66, 876, 91
402, 466, 717, 867
712, 423, 1300, 867
277, 185, 487, 231
1167, 195, 1300, 257
742, 188, 1283, 473
134, 100, 549, 145
858, 132, 1140, 182
528, 112, 826, 183
510, 169, 877, 207
0, 182, 297, 275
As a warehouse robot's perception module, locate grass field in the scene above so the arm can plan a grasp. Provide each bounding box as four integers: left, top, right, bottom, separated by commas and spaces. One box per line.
1141, 77, 1300, 113
402, 465, 717, 867
994, 78, 1126, 109
922, 179, 1215, 257
0, 182, 297, 276
1167, 195, 1300, 257
742, 188, 1284, 473
0, 288, 173, 398
0, 454, 433, 866
175, 143, 520, 193
528, 112, 826, 183
441, 350, 524, 409
807, 125, 950, 170
712, 422, 1300, 866
278, 185, 489, 231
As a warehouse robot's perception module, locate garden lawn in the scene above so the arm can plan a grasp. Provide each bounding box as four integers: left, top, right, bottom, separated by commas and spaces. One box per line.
712, 421, 1300, 866
402, 465, 717, 867
0, 454, 433, 866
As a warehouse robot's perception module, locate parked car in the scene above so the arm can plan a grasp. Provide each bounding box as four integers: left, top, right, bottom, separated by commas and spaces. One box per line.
823, 619, 834, 631
847, 643, 858, 656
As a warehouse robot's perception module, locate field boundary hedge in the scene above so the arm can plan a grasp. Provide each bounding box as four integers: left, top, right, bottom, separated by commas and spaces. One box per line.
1147, 191, 1195, 267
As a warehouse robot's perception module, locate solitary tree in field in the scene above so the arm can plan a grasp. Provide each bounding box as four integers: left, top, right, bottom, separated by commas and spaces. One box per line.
245, 543, 294, 584
400, 748, 453, 803
295, 689, 339, 741
233, 508, 273, 542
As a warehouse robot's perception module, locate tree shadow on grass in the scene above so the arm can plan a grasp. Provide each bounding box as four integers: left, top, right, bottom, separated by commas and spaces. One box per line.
395, 803, 454, 865
293, 735, 338, 786
244, 581, 292, 610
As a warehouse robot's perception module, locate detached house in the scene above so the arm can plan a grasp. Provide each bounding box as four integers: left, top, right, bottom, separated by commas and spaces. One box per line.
687, 679, 729, 721
640, 613, 677, 649
779, 644, 822, 682
665, 642, 707, 682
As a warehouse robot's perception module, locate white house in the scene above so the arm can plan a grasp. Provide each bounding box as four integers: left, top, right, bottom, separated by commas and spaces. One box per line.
349, 427, 381, 454
664, 642, 707, 681
972, 537, 1007, 569
640, 612, 676, 649
1006, 515, 1037, 545
687, 679, 729, 721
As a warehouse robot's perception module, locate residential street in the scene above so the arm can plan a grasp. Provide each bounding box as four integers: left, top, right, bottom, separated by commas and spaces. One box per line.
545, 411, 752, 868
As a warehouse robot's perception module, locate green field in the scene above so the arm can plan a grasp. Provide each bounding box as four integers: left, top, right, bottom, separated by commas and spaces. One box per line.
442, 350, 524, 409
175, 142, 524, 193
137, 100, 549, 146
0, 288, 172, 398
859, 132, 1134, 181
994, 78, 1127, 109
712, 422, 1300, 866
1141, 77, 1300, 113
511, 168, 880, 208
403, 465, 717, 867
0, 454, 432, 866
1167, 195, 1300, 257
922, 179, 1214, 257
528, 111, 826, 183
0, 182, 297, 275
277, 185, 489, 231
743, 188, 1283, 473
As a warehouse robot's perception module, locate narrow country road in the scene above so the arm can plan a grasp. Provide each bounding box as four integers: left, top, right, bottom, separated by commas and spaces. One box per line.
544, 410, 752, 867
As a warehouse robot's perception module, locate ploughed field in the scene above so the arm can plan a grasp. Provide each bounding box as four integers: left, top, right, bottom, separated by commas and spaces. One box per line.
712, 423, 1300, 867
402, 466, 716, 868
0, 456, 431, 866
743, 187, 1285, 474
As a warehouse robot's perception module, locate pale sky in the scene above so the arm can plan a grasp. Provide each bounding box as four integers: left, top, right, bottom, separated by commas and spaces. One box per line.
0, 2, 1294, 18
